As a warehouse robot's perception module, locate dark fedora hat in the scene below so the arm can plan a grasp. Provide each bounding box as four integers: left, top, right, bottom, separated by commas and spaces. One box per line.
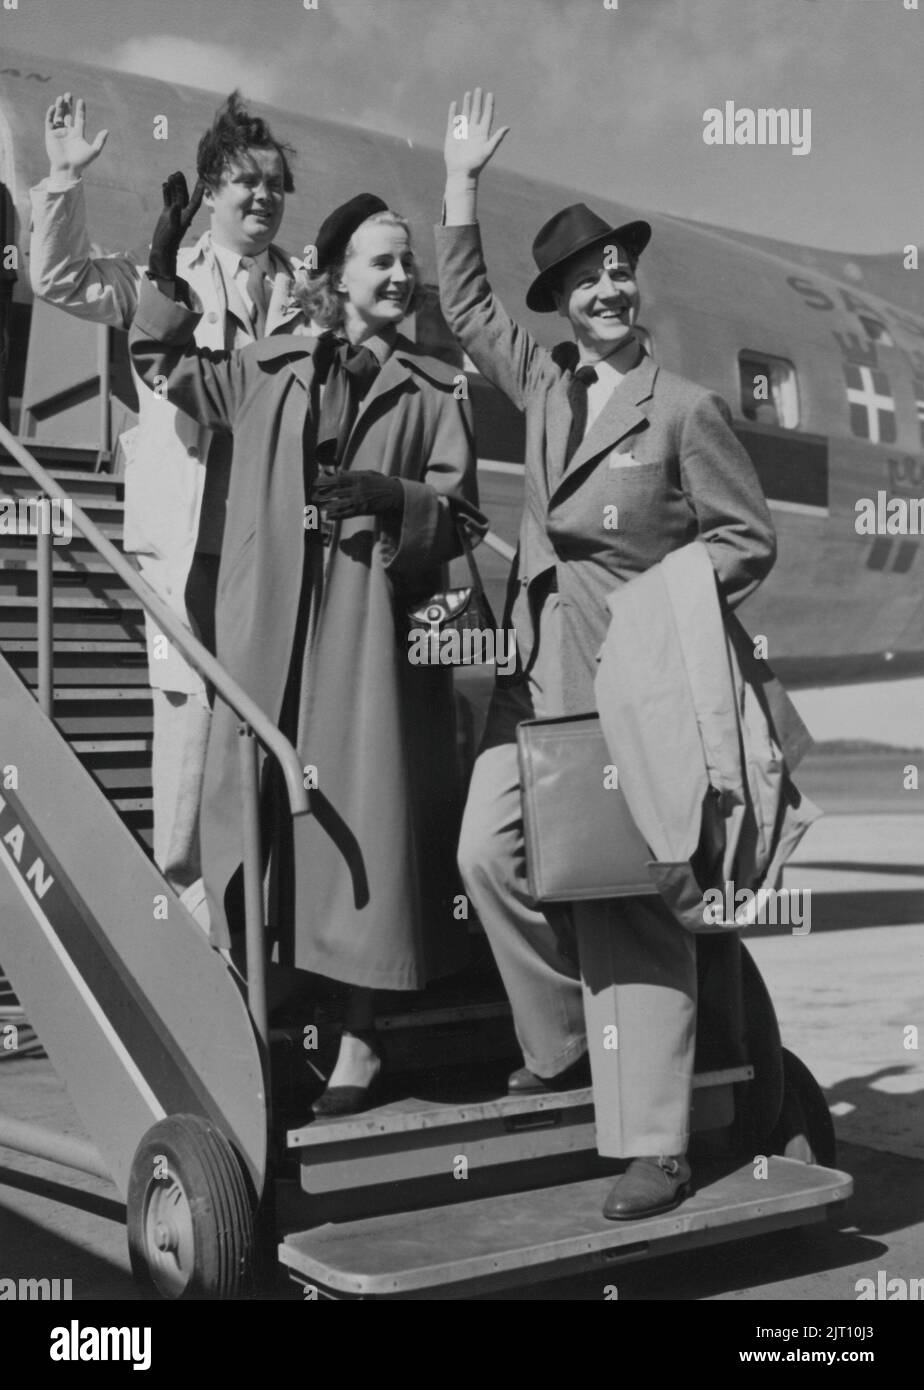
525, 203, 651, 312
314, 192, 389, 273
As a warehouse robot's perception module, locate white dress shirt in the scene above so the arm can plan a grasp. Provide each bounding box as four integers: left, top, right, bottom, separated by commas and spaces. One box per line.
582, 342, 643, 433
210, 241, 272, 324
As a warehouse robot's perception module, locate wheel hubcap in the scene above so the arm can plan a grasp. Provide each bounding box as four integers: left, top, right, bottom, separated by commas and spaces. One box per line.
143, 1176, 196, 1297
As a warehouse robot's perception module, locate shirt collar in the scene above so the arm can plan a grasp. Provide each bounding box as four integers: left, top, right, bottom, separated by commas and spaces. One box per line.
211, 240, 271, 280
360, 332, 395, 367
589, 352, 628, 391
577, 338, 643, 382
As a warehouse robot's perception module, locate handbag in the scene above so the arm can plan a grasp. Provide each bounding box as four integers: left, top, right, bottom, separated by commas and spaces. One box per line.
516, 713, 656, 903
404, 516, 498, 663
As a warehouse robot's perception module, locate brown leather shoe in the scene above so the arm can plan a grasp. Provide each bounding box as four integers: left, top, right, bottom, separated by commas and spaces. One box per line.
507, 1054, 591, 1094
602, 1155, 692, 1220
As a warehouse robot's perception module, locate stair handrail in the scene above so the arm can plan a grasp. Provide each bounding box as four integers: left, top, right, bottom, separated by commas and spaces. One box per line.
0, 421, 310, 1050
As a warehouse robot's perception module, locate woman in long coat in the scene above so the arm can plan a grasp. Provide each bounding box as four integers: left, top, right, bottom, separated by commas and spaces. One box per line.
130, 193, 485, 1109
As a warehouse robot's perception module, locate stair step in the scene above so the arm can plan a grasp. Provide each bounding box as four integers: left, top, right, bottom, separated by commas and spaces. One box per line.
0, 593, 143, 612
0, 486, 122, 514
291, 1066, 754, 1149
1, 639, 143, 654
0, 494, 125, 517
287, 1067, 751, 1206
49, 686, 153, 701
54, 711, 153, 737
0, 612, 145, 646
0, 461, 122, 489
8, 658, 150, 686
0, 526, 125, 552
83, 764, 151, 793
0, 446, 112, 472
112, 795, 153, 814
279, 1157, 852, 1300
0, 555, 131, 575
72, 737, 152, 754
0, 614, 146, 644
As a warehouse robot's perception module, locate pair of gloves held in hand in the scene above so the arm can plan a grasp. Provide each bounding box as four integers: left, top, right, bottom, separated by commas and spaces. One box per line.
148, 173, 404, 520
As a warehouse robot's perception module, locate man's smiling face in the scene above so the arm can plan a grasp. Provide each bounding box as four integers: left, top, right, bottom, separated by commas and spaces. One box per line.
204, 148, 286, 256
554, 241, 640, 360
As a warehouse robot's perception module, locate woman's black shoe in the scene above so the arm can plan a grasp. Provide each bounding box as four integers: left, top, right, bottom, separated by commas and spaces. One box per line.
507, 1053, 591, 1094
312, 1029, 384, 1118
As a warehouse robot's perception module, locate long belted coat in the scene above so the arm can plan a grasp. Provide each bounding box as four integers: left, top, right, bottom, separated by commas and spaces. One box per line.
130, 279, 484, 989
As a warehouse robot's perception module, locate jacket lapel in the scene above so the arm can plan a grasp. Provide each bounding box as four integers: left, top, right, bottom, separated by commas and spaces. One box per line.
551, 353, 658, 499
265, 249, 304, 335
223, 272, 255, 340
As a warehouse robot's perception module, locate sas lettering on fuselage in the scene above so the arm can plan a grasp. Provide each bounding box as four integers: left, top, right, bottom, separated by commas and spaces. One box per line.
0, 795, 55, 900
787, 275, 924, 338
786, 275, 924, 365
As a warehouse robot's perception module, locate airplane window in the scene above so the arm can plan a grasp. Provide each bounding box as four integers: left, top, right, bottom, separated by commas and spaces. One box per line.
858, 316, 894, 348
738, 351, 800, 429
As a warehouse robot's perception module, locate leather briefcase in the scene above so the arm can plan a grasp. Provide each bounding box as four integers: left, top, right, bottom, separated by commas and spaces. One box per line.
516, 713, 656, 903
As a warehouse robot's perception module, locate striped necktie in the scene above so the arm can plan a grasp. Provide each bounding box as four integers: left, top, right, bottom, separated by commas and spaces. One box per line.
241, 256, 269, 339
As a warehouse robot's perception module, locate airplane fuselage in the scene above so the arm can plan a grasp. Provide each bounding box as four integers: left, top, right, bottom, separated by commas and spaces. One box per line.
0, 48, 921, 686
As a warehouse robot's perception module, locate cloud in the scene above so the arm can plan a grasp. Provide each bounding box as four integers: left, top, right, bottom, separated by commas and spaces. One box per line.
86, 35, 281, 105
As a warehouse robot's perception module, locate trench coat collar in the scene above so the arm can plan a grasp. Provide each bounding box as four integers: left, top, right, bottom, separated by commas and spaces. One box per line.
551, 350, 658, 499
186, 231, 304, 337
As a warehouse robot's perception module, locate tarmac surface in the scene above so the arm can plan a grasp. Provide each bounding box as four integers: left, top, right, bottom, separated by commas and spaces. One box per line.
0, 746, 921, 1303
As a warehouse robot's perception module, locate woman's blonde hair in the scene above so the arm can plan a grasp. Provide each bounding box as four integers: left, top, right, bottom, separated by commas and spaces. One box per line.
295, 210, 424, 333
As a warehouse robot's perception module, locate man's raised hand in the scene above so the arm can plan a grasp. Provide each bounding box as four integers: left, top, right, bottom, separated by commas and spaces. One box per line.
443, 89, 509, 181
148, 173, 206, 282
45, 94, 109, 178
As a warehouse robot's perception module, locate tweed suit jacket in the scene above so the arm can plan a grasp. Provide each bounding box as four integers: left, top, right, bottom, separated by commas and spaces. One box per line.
435, 222, 777, 712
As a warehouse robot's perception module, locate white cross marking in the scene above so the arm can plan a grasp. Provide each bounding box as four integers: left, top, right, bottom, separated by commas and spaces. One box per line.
846, 366, 894, 445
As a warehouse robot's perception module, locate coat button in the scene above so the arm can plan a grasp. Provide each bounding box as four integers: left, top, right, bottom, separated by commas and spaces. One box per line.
206, 311, 219, 324
187, 446, 199, 458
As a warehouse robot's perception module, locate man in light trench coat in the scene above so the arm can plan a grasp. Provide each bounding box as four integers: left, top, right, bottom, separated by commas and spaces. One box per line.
30, 91, 312, 899
438, 92, 777, 1221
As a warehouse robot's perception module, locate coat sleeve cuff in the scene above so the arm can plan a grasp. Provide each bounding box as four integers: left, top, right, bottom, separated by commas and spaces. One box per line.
134, 275, 203, 344
380, 478, 448, 575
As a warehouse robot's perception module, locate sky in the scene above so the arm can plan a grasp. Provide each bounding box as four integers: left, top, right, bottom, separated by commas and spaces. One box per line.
5, 0, 923, 253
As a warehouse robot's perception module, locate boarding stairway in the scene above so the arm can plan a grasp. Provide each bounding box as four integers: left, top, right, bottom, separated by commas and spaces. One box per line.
0, 446, 153, 846
0, 425, 852, 1300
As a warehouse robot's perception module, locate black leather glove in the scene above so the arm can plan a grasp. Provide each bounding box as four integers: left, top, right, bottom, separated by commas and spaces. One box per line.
311, 470, 404, 519
148, 172, 205, 281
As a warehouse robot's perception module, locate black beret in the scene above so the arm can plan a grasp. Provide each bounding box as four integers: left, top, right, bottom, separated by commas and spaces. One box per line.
314, 193, 389, 272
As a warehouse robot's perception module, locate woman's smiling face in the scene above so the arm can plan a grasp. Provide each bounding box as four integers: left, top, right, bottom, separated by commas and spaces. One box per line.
337, 219, 416, 339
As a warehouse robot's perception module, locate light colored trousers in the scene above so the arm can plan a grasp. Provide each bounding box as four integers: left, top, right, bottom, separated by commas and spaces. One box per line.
151, 687, 211, 895
457, 595, 697, 1157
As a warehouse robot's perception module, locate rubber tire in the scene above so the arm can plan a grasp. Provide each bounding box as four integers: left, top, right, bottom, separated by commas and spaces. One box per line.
768, 1048, 837, 1169
127, 1114, 256, 1300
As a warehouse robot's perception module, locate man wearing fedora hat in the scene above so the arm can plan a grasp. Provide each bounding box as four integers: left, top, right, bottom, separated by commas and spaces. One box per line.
437, 91, 776, 1219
